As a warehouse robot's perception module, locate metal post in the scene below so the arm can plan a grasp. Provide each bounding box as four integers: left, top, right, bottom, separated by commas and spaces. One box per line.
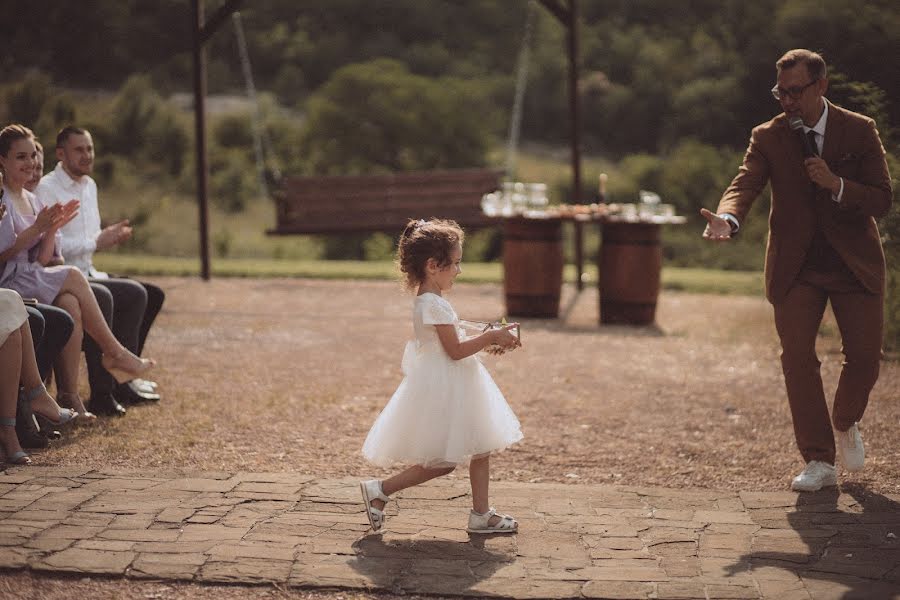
192, 0, 211, 280
566, 0, 584, 289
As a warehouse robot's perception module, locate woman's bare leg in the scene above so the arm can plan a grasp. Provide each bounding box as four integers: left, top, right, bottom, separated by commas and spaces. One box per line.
56, 269, 121, 352
52, 293, 83, 396
0, 328, 28, 461
56, 269, 153, 379
52, 293, 94, 420
18, 321, 72, 421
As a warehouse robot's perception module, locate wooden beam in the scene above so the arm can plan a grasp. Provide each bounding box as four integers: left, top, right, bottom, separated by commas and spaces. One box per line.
566, 0, 584, 289
199, 0, 244, 45
536, 0, 569, 25
191, 0, 211, 280
539, 1, 584, 289
191, 0, 243, 280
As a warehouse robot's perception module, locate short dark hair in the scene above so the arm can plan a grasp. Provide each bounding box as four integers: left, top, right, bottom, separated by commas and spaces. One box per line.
776, 49, 827, 81
56, 125, 89, 148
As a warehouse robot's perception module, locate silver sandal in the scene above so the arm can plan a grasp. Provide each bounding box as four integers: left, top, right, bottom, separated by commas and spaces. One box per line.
467, 507, 517, 534
359, 479, 389, 532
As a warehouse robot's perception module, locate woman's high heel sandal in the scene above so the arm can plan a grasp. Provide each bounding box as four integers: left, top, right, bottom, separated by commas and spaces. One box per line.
101, 352, 155, 384
57, 393, 97, 424
1, 418, 32, 465
25, 384, 76, 426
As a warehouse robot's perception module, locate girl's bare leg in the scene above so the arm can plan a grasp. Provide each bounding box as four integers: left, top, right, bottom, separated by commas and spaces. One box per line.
368, 464, 456, 511
0, 328, 28, 462
469, 454, 502, 526
56, 269, 154, 378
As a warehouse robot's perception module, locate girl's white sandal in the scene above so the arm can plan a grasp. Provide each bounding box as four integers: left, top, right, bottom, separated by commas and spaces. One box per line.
467, 507, 518, 534
359, 479, 389, 532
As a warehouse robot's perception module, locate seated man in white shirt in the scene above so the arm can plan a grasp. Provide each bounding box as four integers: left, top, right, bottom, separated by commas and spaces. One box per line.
36, 126, 163, 410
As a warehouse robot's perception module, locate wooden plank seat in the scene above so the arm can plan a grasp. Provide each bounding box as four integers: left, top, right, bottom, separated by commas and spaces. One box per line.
268, 168, 504, 234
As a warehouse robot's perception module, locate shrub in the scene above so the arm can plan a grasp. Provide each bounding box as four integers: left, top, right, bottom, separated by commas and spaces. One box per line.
299, 58, 492, 174
214, 113, 254, 149
4, 72, 51, 127
209, 149, 259, 214
100, 75, 189, 177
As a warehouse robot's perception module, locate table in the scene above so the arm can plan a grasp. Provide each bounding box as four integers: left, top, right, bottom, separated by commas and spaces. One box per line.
493, 211, 686, 324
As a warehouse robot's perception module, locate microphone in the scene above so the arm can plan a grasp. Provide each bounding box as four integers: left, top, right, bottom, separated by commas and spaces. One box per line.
789, 117, 816, 158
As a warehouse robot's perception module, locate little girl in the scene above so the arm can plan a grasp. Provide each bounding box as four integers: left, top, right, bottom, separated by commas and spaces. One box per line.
360, 218, 523, 534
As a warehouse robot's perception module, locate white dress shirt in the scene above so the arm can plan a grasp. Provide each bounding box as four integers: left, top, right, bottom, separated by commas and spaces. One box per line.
799, 100, 844, 202
34, 162, 106, 277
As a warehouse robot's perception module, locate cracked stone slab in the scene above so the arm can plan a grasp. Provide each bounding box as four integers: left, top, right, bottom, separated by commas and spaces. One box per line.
32, 547, 136, 574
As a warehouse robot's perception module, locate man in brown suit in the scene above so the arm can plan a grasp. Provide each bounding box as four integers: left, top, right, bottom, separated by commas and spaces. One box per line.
701, 49, 893, 492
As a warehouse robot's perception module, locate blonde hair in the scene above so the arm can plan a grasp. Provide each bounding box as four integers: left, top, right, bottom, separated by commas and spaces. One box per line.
0, 124, 35, 157
396, 218, 464, 290
776, 49, 827, 81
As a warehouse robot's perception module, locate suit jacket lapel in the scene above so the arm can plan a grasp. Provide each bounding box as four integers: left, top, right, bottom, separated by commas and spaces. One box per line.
821, 100, 844, 166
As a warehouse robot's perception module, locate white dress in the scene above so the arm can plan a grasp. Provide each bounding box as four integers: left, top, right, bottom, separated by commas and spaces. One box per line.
0, 289, 28, 347
362, 293, 523, 468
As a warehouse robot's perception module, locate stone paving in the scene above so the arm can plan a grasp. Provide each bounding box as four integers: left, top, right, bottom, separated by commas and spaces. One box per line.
0, 467, 899, 599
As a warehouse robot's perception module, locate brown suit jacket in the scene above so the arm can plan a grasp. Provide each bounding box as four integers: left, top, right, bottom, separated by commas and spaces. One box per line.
716, 101, 893, 304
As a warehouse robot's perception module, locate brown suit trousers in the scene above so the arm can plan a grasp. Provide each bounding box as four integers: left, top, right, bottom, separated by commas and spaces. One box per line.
717, 102, 893, 464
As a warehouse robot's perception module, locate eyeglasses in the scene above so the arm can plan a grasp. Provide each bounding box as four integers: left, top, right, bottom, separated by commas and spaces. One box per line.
771, 79, 818, 101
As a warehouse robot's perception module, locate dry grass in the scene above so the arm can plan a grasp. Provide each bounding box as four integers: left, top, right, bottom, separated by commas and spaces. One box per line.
9, 276, 899, 599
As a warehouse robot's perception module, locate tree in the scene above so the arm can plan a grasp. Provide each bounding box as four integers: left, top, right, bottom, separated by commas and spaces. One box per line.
299, 59, 495, 175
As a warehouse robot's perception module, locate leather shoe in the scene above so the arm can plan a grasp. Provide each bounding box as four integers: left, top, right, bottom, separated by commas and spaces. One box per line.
791, 460, 837, 492
17, 414, 50, 449
133, 378, 158, 394
116, 381, 160, 405
90, 393, 127, 417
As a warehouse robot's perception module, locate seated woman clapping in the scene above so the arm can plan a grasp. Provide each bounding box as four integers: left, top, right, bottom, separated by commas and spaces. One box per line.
0, 124, 155, 422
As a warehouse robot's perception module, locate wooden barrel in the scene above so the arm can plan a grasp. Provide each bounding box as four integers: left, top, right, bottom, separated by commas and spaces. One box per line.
599, 222, 662, 325
503, 218, 564, 318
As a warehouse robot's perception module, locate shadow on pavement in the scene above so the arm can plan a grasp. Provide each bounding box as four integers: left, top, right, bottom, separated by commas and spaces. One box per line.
726, 483, 900, 599
351, 533, 514, 595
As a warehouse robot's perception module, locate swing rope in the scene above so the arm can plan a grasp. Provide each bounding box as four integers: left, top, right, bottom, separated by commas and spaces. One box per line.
232, 11, 282, 197
504, 0, 537, 180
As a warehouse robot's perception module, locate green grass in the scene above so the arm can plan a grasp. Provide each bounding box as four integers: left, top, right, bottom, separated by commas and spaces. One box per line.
95, 254, 764, 296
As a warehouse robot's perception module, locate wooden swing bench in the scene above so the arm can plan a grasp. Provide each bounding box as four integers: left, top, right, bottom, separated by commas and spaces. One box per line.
267, 168, 503, 235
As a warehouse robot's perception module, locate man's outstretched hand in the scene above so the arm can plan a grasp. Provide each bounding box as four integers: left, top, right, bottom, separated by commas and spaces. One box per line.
700, 208, 732, 241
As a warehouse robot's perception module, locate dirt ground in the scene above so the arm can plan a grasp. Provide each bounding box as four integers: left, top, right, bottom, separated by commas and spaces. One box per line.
7, 276, 899, 599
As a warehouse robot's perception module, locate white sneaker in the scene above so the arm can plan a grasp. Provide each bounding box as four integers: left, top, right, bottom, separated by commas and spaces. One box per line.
791, 460, 837, 492
836, 423, 865, 472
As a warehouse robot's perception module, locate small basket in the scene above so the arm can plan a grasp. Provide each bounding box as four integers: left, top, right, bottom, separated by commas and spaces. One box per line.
459, 319, 521, 354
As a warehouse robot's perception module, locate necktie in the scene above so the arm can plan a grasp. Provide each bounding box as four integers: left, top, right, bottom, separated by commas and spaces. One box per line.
806, 130, 819, 157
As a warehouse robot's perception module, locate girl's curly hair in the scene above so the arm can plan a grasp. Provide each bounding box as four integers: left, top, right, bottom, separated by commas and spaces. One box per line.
396, 218, 464, 290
